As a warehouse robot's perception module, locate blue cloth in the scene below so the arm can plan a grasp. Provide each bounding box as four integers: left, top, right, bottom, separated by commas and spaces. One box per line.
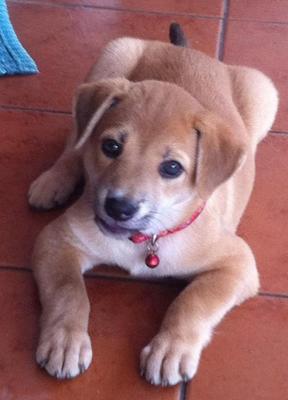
0, 0, 38, 75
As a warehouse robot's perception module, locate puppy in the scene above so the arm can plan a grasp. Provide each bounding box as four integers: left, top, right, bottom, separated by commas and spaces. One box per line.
29, 24, 278, 385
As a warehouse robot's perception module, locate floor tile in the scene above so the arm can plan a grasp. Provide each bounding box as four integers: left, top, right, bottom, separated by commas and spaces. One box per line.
239, 134, 288, 294
229, 0, 288, 22
1, 3, 220, 112
0, 269, 181, 399
46, 0, 223, 17
223, 19, 288, 132
0, 110, 69, 268
186, 295, 288, 400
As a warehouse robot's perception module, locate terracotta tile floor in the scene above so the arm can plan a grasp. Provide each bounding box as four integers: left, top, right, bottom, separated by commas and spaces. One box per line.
1, 1, 287, 399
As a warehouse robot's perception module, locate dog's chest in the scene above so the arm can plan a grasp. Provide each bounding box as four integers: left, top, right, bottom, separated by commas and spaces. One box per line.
92, 233, 200, 278
68, 211, 205, 278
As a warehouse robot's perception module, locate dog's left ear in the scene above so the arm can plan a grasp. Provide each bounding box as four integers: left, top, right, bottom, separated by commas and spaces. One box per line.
73, 78, 130, 149
193, 111, 247, 199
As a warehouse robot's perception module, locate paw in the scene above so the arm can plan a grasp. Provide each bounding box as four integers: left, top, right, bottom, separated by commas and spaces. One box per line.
28, 168, 76, 210
140, 332, 202, 386
36, 327, 92, 379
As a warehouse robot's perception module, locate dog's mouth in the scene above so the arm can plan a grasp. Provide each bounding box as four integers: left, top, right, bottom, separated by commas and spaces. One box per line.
95, 215, 146, 237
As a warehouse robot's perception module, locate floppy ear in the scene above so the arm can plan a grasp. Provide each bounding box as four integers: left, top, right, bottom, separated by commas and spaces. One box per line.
73, 78, 130, 149
194, 111, 247, 199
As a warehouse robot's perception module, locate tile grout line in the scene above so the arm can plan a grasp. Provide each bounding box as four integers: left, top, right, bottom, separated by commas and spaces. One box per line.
7, 0, 222, 20
229, 16, 288, 26
179, 382, 188, 400
0, 104, 72, 115
1, 265, 288, 297
0, 265, 32, 273
259, 291, 288, 299
270, 130, 288, 136
217, 0, 230, 61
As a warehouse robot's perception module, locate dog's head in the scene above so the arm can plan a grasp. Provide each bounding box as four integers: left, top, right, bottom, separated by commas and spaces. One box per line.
74, 78, 246, 237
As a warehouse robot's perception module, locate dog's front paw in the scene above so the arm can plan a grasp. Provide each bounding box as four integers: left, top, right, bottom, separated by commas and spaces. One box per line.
140, 332, 202, 386
28, 168, 76, 210
36, 326, 92, 379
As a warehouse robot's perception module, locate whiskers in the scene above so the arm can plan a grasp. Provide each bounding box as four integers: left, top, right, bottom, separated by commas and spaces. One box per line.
141, 200, 206, 245
144, 210, 168, 232
143, 207, 186, 233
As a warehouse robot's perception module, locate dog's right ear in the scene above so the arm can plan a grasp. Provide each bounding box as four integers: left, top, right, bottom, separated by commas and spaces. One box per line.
73, 78, 130, 149
193, 110, 247, 200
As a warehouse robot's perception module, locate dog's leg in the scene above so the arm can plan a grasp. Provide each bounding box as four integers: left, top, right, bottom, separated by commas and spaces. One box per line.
86, 37, 146, 82
28, 132, 83, 210
33, 220, 93, 378
140, 236, 259, 386
229, 66, 278, 147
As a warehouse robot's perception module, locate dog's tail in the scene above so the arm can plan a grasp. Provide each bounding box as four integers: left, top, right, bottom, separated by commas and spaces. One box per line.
169, 22, 187, 47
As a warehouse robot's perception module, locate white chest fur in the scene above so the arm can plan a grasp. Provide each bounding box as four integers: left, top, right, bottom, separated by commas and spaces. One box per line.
67, 214, 203, 279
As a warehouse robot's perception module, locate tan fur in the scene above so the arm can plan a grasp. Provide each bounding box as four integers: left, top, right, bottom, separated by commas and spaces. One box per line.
29, 36, 278, 385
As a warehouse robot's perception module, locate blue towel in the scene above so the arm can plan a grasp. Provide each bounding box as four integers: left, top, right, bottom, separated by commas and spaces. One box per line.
0, 0, 38, 75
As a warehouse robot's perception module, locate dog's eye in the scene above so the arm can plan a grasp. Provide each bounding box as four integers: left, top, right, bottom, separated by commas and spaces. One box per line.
102, 139, 122, 159
159, 160, 184, 179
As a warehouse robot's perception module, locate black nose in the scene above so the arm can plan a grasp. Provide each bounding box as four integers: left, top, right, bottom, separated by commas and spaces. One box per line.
104, 196, 139, 221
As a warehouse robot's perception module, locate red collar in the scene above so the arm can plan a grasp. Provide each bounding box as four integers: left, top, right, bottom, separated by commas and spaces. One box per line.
129, 203, 205, 268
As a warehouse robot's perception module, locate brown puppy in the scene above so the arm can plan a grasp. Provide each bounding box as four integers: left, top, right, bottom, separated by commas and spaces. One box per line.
28, 25, 278, 385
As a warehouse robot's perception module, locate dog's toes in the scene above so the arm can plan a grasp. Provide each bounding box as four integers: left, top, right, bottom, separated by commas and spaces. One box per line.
36, 327, 92, 379
140, 332, 202, 386
61, 336, 93, 379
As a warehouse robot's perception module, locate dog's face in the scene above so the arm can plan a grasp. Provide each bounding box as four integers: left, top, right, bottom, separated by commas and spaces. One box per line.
74, 79, 246, 237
